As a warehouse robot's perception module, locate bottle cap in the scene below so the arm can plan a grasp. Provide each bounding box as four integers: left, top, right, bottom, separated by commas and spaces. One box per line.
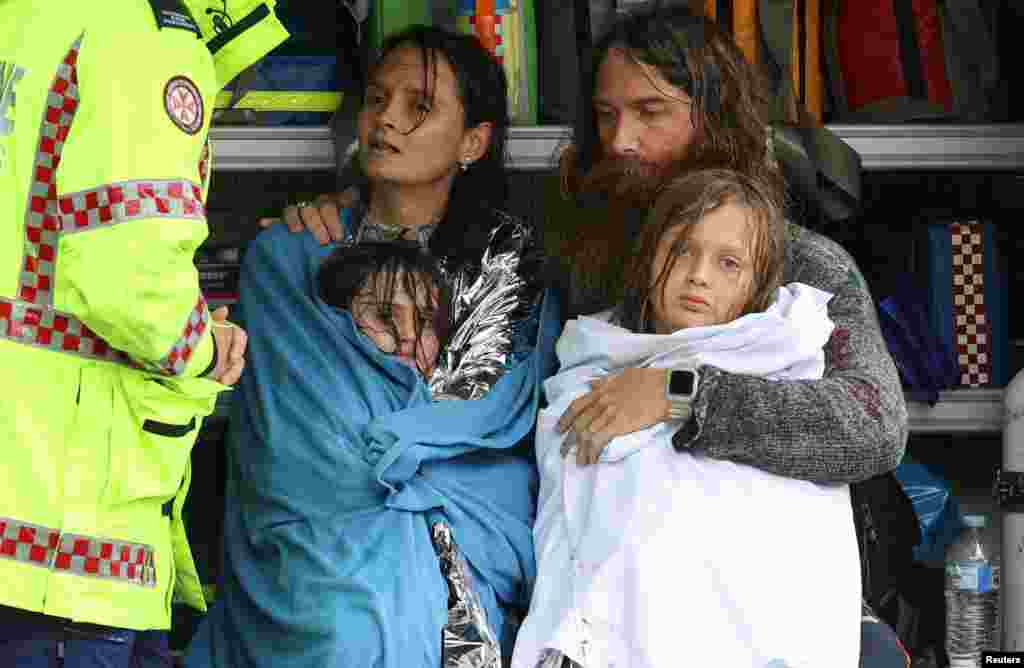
963, 514, 988, 528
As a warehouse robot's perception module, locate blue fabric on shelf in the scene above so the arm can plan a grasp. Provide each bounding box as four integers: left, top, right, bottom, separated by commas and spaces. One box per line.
877, 279, 960, 405
184, 225, 559, 668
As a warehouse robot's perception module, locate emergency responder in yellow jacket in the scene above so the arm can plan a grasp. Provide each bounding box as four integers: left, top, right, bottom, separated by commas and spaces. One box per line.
0, 0, 289, 663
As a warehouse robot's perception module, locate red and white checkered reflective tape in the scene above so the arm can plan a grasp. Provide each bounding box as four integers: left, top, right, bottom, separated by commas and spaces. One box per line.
950, 221, 992, 387
6, 36, 210, 376
20, 37, 79, 307
159, 294, 209, 376
0, 298, 132, 365
0, 516, 156, 588
57, 180, 204, 234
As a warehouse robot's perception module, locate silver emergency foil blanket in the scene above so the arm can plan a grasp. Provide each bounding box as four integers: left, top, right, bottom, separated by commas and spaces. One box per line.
430, 522, 501, 668
429, 221, 538, 400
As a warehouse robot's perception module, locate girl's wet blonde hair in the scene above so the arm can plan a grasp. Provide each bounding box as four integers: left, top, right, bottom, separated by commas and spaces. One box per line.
619, 169, 787, 333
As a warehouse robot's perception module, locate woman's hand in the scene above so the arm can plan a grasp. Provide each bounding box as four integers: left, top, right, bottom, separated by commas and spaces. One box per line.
258, 188, 359, 245
558, 367, 671, 466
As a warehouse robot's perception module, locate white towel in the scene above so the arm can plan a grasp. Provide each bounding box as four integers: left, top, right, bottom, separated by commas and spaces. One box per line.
513, 284, 862, 668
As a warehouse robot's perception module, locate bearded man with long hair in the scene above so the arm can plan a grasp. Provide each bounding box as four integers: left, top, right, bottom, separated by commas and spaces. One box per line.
540, 5, 905, 486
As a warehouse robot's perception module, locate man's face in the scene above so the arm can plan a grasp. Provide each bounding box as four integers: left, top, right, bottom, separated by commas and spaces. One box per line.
593, 47, 699, 170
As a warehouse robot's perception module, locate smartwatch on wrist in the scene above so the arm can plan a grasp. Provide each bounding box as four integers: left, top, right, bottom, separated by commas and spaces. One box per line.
665, 367, 700, 421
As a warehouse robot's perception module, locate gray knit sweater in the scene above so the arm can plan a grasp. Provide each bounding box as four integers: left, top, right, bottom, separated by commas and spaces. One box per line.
541, 176, 908, 485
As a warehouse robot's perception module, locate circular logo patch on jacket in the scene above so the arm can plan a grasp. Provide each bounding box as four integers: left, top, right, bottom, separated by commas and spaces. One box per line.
164, 76, 204, 135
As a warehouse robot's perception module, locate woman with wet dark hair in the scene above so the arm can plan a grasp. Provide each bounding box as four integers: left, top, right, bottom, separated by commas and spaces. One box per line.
185, 25, 556, 668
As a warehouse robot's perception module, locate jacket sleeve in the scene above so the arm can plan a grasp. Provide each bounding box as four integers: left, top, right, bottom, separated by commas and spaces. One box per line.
673, 225, 909, 483
188, 0, 291, 88
52, 15, 222, 377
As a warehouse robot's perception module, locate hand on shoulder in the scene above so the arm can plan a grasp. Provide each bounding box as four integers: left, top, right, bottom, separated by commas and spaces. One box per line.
257, 188, 359, 245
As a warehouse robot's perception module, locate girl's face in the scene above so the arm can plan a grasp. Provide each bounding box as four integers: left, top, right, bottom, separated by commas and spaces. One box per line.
357, 45, 484, 189
649, 201, 755, 334
351, 270, 441, 375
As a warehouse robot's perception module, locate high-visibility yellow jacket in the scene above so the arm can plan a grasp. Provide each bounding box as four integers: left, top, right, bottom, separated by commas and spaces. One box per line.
0, 0, 288, 631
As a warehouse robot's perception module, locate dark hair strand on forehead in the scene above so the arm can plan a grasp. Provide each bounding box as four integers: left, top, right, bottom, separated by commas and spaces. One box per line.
342, 25, 512, 264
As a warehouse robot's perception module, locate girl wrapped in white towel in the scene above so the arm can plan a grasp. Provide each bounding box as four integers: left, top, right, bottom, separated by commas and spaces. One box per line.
513, 169, 862, 668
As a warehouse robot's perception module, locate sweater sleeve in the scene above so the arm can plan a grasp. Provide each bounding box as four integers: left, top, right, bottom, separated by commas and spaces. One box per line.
672, 224, 908, 483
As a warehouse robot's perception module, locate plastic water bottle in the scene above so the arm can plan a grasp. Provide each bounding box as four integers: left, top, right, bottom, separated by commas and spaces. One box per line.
945, 513, 1001, 667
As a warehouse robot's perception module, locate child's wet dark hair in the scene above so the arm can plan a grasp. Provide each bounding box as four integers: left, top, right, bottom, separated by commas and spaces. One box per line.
318, 241, 448, 371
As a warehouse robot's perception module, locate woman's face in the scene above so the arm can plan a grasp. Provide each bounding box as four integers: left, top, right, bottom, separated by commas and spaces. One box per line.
358, 45, 482, 188
351, 269, 441, 376
649, 201, 755, 334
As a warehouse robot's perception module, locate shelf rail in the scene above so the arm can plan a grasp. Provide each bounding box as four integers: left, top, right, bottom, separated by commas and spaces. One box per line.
210, 124, 1024, 172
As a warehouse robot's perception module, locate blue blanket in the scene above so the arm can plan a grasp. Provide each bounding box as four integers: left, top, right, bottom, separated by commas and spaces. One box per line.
185, 226, 559, 668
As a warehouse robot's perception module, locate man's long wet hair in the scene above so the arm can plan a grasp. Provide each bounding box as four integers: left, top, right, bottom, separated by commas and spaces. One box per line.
561, 4, 780, 197
618, 169, 787, 334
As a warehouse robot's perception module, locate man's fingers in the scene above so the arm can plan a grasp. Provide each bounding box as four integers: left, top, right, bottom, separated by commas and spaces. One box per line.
575, 440, 591, 467
257, 217, 280, 228
574, 410, 616, 466
207, 324, 229, 383
219, 361, 244, 387
230, 327, 248, 363
206, 310, 245, 386
589, 430, 614, 464
558, 391, 599, 433
576, 439, 604, 467
560, 432, 576, 457
569, 394, 615, 438
587, 410, 616, 443
559, 376, 617, 433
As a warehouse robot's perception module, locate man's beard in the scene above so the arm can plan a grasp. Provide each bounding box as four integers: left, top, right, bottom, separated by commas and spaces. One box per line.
576, 155, 679, 212
549, 154, 684, 315
571, 152, 706, 253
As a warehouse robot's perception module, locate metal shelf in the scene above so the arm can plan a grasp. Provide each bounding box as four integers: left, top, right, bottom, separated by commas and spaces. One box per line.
830, 124, 1024, 171
907, 389, 1004, 434
208, 125, 571, 172
210, 124, 1024, 172
210, 127, 336, 171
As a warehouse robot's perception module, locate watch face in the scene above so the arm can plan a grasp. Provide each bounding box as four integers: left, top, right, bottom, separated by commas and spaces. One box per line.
669, 370, 695, 396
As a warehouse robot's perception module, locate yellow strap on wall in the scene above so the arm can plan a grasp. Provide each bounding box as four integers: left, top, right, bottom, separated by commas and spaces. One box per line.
214, 91, 343, 112
733, 0, 759, 65
804, 0, 823, 123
